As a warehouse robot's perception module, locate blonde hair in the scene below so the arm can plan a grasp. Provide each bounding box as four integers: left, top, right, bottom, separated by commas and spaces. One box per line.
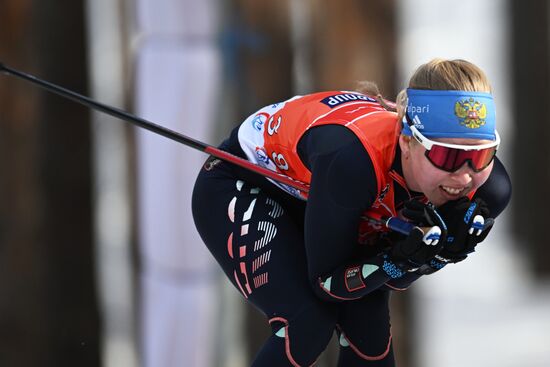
396, 58, 492, 119
355, 80, 396, 111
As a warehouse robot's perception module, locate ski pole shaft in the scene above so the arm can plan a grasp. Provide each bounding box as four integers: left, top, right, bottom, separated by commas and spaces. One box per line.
1, 61, 419, 233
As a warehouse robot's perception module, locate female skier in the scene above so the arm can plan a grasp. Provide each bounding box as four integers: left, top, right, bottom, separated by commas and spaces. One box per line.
192, 58, 511, 366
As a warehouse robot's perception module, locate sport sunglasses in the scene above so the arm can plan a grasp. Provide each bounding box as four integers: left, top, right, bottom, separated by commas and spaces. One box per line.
404, 114, 500, 173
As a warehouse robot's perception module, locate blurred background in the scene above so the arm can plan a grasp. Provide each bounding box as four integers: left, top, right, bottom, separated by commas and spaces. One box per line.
0, 0, 549, 366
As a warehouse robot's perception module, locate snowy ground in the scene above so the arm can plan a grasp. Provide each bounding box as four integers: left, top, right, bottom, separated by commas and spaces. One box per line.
415, 216, 550, 367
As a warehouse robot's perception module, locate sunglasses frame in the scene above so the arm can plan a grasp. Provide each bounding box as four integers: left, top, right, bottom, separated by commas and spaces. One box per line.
404, 113, 500, 172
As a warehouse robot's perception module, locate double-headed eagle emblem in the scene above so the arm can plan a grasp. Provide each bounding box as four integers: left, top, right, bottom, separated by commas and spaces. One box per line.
454, 98, 487, 129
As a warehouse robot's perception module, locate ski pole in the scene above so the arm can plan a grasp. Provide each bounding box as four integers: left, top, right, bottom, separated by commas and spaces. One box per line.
1, 61, 425, 236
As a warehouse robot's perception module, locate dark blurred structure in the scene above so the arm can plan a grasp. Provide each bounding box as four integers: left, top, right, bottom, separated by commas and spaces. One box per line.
309, 1, 397, 95
511, 0, 550, 278
223, 0, 294, 117
0, 1, 100, 366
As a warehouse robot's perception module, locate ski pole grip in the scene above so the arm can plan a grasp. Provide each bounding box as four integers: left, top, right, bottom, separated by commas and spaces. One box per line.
385, 217, 440, 243
385, 217, 415, 235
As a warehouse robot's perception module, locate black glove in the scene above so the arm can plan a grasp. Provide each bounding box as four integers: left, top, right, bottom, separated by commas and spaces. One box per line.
384, 199, 447, 278
402, 199, 447, 230
382, 215, 446, 278
435, 197, 494, 264
401, 199, 448, 248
